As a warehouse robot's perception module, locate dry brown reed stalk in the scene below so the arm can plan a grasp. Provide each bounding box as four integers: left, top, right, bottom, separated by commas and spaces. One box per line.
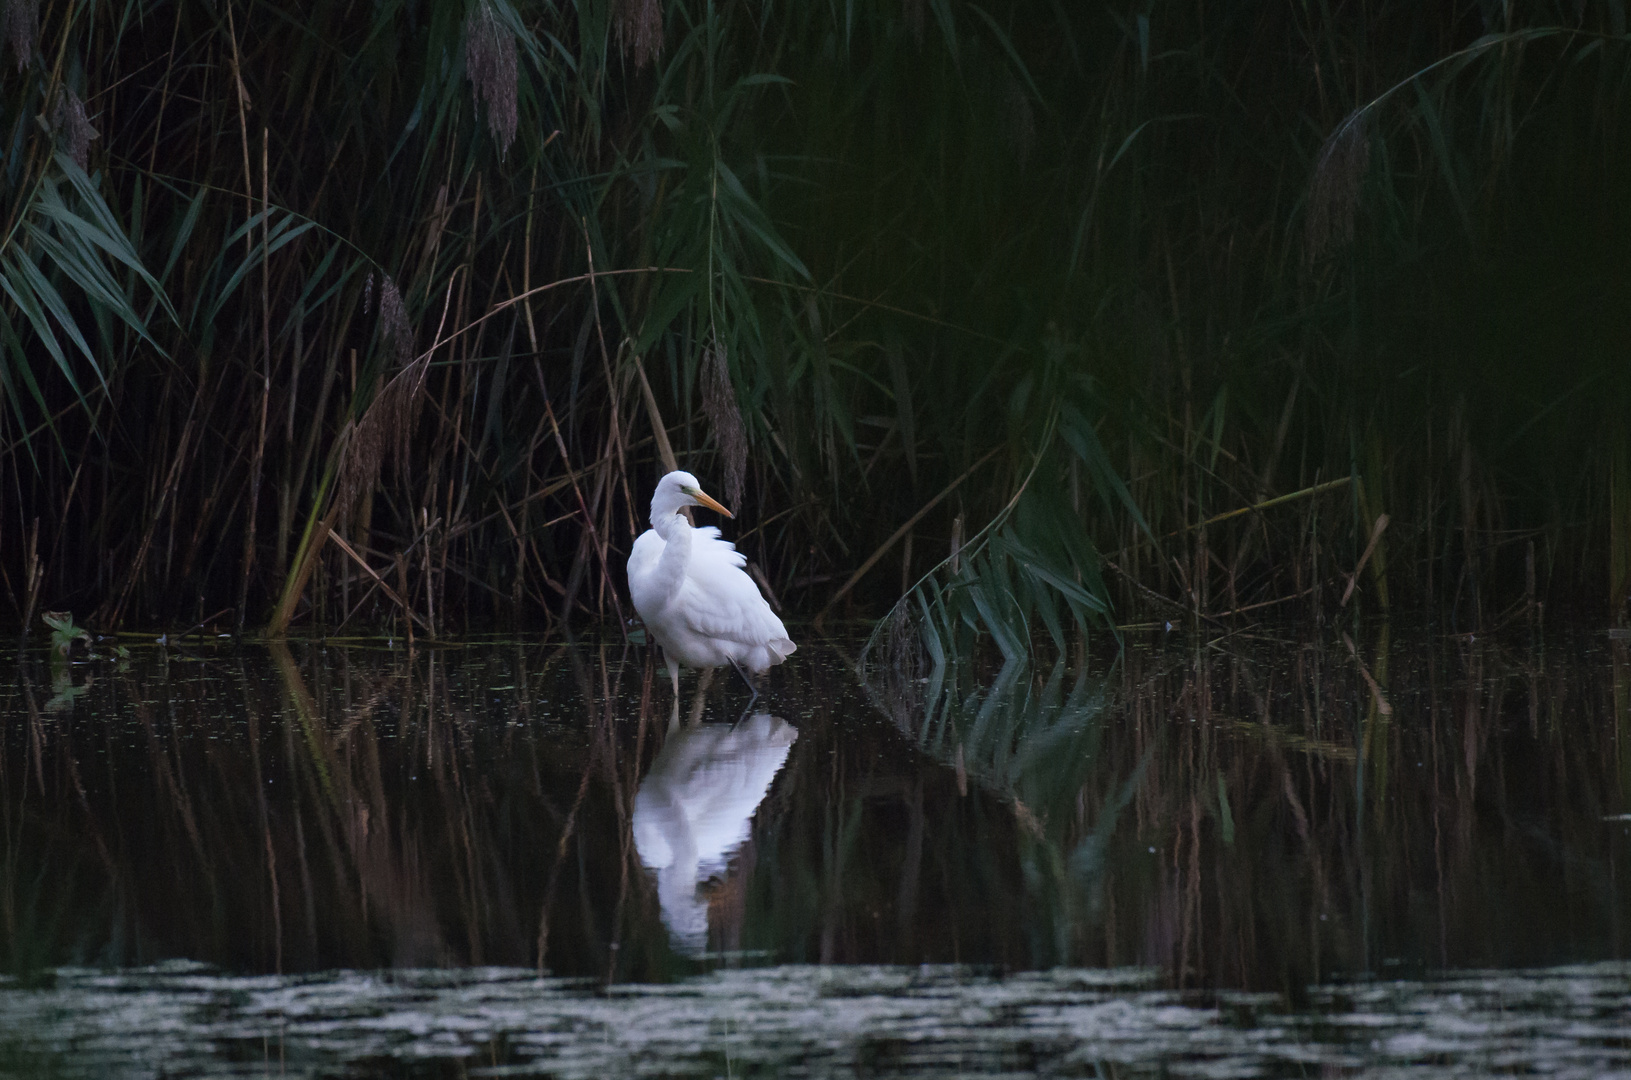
265, 282, 430, 636
1306, 110, 1371, 262
542, 399, 624, 625
1612, 448, 1631, 621
634, 356, 680, 474
239, 129, 276, 631
464, 1, 518, 157
536, 726, 597, 972
701, 337, 747, 508
577, 226, 639, 543
2, 0, 35, 71
1340, 513, 1390, 608
614, 0, 663, 71
421, 507, 437, 636
100, 399, 200, 627
329, 530, 432, 634
816, 445, 1002, 628
240, 687, 285, 973
18, 518, 40, 636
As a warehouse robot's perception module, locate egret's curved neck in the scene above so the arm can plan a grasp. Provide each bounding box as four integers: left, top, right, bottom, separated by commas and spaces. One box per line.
651, 508, 693, 599
653, 507, 692, 544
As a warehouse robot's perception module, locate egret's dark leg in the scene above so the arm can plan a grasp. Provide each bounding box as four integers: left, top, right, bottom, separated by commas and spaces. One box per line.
729, 658, 761, 710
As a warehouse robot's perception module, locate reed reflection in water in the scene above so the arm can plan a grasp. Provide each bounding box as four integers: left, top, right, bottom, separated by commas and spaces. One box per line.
0, 627, 1628, 988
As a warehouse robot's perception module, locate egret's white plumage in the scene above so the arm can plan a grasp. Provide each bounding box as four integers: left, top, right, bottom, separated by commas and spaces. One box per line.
628, 470, 796, 696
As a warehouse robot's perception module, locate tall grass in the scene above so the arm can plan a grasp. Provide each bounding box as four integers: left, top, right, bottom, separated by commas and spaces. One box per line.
2, 2, 1630, 644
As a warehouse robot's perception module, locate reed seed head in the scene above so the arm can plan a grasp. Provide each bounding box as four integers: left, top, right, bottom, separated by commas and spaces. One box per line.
337, 352, 430, 521
701, 338, 747, 510
49, 88, 98, 169
465, 1, 518, 158
614, 0, 663, 71
1306, 110, 1371, 262
337, 274, 421, 516
377, 275, 413, 369
3, 0, 35, 72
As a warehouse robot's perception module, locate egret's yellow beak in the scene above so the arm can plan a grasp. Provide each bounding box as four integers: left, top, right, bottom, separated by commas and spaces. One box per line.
685, 486, 734, 519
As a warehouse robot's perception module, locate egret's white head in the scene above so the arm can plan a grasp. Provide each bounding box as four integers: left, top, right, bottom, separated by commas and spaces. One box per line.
650, 470, 734, 523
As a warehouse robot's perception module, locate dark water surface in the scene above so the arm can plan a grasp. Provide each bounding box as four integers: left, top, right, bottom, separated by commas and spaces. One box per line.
2, 624, 1630, 1075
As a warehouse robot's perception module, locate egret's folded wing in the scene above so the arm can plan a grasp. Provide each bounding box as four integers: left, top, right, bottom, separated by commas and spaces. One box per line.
677, 533, 792, 653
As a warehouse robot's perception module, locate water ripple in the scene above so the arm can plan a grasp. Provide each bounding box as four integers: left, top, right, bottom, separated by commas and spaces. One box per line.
4, 962, 1631, 1078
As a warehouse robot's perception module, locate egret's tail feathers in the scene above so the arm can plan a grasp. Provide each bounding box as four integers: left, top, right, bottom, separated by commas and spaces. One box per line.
741, 637, 796, 674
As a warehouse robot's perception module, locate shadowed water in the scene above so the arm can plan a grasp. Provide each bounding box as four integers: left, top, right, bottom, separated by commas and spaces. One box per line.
2, 624, 1630, 1074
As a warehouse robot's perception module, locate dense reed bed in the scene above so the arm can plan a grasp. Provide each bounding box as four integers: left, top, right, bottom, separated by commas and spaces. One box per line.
2, 1, 1629, 642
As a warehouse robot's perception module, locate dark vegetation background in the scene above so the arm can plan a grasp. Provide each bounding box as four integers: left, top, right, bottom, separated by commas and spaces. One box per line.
2, 0, 1630, 642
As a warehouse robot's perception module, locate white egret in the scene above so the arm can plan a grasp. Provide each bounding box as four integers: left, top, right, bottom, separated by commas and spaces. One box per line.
628, 470, 796, 699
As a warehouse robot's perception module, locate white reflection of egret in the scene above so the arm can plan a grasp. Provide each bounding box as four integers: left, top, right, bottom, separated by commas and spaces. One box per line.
633, 713, 797, 952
